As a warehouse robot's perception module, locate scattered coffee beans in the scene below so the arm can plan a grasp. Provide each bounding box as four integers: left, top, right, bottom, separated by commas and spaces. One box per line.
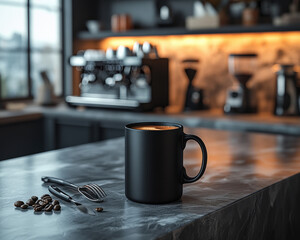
37, 199, 45, 205
95, 207, 103, 212
42, 195, 52, 202
53, 204, 61, 211
34, 206, 43, 212
45, 204, 54, 212
26, 199, 35, 206
14, 194, 62, 214
31, 196, 38, 202
14, 201, 24, 207
20, 204, 28, 209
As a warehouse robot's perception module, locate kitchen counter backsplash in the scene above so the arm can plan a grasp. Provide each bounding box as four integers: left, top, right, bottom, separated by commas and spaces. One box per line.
98, 32, 300, 112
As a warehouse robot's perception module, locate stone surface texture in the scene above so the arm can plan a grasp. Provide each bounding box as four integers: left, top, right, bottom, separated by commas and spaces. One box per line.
0, 128, 299, 239
1, 104, 300, 135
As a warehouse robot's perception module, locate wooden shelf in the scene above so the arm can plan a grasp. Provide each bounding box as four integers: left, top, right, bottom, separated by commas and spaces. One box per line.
77, 24, 300, 40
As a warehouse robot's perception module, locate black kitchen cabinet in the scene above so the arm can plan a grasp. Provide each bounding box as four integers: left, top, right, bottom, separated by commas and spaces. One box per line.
0, 113, 125, 160
46, 118, 99, 150
0, 119, 44, 160
98, 122, 125, 141
44, 116, 124, 151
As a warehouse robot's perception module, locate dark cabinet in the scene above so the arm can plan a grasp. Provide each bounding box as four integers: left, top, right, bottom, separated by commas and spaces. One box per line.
44, 116, 124, 151
0, 114, 125, 160
0, 119, 44, 160
99, 122, 125, 141
54, 118, 98, 149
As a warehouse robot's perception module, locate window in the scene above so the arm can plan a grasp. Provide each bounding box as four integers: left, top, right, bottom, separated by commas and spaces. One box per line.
0, 0, 62, 100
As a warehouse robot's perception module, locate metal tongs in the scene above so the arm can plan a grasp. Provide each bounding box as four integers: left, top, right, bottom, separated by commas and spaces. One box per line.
48, 185, 95, 216
42, 176, 106, 202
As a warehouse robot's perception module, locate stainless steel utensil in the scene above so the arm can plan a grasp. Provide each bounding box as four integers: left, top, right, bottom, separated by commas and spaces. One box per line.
42, 176, 106, 202
48, 185, 96, 216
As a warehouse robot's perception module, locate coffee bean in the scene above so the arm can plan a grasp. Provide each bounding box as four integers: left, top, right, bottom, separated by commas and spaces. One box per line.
42, 202, 48, 207
95, 207, 103, 212
52, 200, 59, 205
45, 197, 52, 202
31, 196, 38, 202
45, 204, 54, 212
37, 199, 48, 207
53, 205, 61, 211
14, 201, 24, 207
20, 204, 28, 209
41, 194, 50, 199
26, 199, 35, 206
34, 206, 43, 212
42, 195, 52, 201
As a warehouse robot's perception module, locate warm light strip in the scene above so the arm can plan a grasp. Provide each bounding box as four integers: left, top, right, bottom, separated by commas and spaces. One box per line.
93, 31, 300, 111
97, 31, 300, 53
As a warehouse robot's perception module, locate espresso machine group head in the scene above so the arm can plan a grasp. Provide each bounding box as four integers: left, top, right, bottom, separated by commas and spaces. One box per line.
67, 47, 169, 111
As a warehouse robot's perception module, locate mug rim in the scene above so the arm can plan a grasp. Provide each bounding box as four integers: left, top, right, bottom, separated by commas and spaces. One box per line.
126, 122, 183, 131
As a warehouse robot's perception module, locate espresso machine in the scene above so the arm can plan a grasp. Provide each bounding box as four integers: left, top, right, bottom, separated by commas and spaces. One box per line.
224, 54, 257, 114
274, 64, 299, 116
67, 45, 169, 111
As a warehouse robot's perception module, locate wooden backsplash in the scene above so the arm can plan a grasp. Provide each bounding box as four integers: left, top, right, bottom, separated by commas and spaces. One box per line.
74, 32, 300, 113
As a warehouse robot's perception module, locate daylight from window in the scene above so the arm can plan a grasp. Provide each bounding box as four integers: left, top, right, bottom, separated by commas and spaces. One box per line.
0, 0, 62, 99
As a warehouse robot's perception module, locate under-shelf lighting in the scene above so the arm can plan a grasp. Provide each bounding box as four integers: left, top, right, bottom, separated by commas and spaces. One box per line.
77, 31, 300, 111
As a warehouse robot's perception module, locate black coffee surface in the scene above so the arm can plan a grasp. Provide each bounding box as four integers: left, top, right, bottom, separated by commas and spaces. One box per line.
132, 125, 178, 131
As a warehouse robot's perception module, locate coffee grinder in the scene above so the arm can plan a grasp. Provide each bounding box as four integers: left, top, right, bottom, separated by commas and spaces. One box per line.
183, 59, 207, 111
274, 64, 299, 116
224, 54, 257, 114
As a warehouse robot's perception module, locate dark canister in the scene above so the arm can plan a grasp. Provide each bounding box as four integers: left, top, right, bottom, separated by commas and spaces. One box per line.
125, 122, 207, 204
274, 64, 299, 116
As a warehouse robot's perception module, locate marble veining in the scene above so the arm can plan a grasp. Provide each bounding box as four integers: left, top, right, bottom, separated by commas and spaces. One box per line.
0, 128, 299, 239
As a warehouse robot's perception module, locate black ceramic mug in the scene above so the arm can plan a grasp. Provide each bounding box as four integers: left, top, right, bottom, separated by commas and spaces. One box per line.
125, 122, 207, 204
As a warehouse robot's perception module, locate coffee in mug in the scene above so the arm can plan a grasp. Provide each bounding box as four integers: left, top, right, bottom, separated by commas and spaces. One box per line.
125, 122, 207, 204
131, 125, 178, 131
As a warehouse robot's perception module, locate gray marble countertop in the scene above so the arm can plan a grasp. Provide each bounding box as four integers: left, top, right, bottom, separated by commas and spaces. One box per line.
1, 102, 300, 135
0, 128, 300, 239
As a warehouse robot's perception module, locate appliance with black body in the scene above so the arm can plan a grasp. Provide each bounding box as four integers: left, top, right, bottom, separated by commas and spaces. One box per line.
274, 64, 300, 116
67, 50, 169, 111
183, 59, 207, 111
125, 122, 207, 204
0, 73, 5, 110
224, 54, 257, 114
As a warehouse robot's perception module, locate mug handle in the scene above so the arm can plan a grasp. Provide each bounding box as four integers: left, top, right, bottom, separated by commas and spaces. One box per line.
182, 133, 207, 184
